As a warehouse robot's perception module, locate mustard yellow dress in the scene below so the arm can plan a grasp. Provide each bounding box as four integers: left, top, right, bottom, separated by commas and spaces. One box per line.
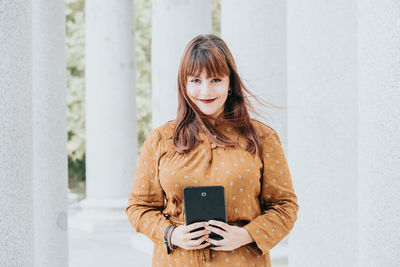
126, 119, 299, 267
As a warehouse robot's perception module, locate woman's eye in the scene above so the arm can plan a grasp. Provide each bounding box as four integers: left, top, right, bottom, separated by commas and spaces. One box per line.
190, 78, 221, 83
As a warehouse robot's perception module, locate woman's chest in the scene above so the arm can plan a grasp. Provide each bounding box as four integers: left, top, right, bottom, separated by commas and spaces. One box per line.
158, 142, 263, 201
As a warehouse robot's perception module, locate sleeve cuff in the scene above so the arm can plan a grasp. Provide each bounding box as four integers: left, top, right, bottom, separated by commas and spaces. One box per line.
246, 242, 263, 256
243, 223, 268, 256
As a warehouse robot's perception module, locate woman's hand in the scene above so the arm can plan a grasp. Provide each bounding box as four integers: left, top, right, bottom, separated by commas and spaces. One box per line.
205, 220, 255, 251
170, 222, 212, 250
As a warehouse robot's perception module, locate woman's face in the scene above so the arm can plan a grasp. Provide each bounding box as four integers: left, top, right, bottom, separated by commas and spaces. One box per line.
186, 69, 230, 120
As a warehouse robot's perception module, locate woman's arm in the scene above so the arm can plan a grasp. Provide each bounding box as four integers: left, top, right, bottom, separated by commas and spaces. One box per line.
242, 127, 299, 256
125, 128, 172, 250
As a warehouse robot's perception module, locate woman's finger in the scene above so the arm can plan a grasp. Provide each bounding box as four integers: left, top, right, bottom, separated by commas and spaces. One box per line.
207, 236, 224, 247
186, 234, 208, 247
185, 221, 208, 233
208, 220, 230, 231
210, 245, 226, 251
186, 229, 209, 240
190, 240, 211, 250
206, 225, 227, 238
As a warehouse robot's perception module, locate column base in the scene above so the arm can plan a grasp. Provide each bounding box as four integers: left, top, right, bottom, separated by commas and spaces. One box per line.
68, 198, 131, 233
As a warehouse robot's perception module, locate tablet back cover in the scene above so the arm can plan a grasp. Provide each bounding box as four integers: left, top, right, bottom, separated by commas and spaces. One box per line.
183, 185, 227, 225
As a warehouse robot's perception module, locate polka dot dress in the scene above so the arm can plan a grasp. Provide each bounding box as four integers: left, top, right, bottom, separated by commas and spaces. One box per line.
126, 119, 299, 267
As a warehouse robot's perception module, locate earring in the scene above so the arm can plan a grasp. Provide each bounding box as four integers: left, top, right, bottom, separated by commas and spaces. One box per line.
228, 89, 232, 95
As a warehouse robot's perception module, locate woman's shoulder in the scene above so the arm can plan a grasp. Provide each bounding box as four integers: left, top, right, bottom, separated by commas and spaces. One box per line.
249, 119, 284, 149
149, 119, 176, 141
249, 118, 278, 138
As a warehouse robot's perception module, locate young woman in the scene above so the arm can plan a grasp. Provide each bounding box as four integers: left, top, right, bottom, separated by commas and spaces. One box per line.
126, 33, 299, 267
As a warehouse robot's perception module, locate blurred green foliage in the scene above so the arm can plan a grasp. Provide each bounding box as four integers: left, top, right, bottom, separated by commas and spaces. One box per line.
66, 0, 86, 182
66, 0, 221, 183
135, 0, 153, 150
212, 0, 221, 36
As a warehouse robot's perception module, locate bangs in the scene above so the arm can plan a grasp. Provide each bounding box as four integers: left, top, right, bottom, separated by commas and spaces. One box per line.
185, 47, 230, 78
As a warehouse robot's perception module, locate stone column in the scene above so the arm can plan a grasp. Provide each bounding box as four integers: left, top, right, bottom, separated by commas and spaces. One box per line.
0, 1, 34, 265
358, 1, 400, 266
32, 0, 69, 265
221, 1, 288, 264
287, 2, 358, 267
70, 0, 137, 232
151, 0, 212, 128
0, 0, 68, 266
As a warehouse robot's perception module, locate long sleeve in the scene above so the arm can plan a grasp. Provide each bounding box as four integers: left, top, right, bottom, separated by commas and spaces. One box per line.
125, 128, 171, 249
243, 127, 299, 256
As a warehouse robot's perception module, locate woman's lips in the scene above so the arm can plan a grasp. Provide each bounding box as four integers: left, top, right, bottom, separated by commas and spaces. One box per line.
198, 98, 216, 104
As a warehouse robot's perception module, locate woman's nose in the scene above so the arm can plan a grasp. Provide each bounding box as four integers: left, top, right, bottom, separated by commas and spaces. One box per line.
200, 81, 211, 92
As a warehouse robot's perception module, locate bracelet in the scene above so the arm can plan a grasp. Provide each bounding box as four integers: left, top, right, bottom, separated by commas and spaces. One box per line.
163, 225, 177, 252
167, 226, 178, 250
164, 225, 173, 248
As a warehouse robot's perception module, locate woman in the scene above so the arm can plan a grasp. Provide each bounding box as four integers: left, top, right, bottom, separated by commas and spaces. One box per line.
126, 33, 299, 267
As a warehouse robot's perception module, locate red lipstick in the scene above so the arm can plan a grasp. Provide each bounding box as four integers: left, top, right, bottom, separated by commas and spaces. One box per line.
198, 98, 216, 104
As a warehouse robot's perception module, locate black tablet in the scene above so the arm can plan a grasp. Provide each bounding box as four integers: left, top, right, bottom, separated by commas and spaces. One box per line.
183, 186, 227, 247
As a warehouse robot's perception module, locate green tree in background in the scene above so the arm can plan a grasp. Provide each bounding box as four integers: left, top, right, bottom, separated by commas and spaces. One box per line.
66, 0, 86, 193
212, 0, 221, 37
135, 0, 152, 149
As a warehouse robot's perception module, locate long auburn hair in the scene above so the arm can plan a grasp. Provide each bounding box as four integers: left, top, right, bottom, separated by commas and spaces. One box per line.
173, 33, 283, 159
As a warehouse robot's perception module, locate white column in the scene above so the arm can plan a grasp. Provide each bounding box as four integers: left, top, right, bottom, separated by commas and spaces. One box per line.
0, 1, 34, 265
32, 0, 69, 265
0, 0, 68, 266
131, 0, 211, 254
221, 1, 288, 265
221, 0, 287, 137
151, 0, 212, 128
358, 1, 400, 266
70, 0, 137, 232
288, 2, 358, 267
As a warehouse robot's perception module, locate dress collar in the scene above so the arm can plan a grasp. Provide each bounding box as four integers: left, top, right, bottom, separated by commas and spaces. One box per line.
198, 120, 239, 144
